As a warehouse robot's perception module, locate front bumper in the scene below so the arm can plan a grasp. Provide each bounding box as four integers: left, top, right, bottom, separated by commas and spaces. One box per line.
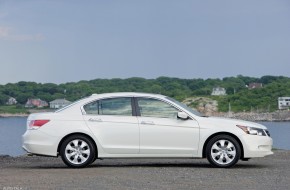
22, 130, 59, 157
241, 134, 273, 158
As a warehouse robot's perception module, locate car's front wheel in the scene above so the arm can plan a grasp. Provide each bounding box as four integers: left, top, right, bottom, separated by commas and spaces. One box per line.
60, 135, 95, 168
206, 135, 241, 168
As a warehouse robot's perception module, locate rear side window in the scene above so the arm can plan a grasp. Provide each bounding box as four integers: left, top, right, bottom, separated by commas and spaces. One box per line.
83, 97, 133, 116
83, 101, 99, 115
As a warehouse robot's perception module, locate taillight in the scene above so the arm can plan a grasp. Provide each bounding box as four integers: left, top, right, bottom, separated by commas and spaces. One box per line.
29, 120, 50, 130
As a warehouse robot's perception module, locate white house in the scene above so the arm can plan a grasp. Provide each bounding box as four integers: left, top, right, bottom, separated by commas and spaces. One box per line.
50, 99, 72, 109
6, 97, 17, 105
278, 97, 290, 110
211, 87, 227, 96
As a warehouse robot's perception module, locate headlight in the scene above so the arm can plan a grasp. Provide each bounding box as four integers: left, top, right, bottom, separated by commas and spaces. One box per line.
236, 125, 267, 136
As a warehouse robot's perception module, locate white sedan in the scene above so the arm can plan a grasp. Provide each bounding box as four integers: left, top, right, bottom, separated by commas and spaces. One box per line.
22, 92, 273, 168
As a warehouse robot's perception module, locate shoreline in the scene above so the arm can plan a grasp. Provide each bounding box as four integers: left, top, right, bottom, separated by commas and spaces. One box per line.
0, 113, 29, 117
0, 109, 52, 117
216, 110, 290, 122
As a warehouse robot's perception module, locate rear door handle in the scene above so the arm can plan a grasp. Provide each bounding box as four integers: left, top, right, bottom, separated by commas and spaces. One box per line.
88, 118, 102, 122
141, 121, 155, 125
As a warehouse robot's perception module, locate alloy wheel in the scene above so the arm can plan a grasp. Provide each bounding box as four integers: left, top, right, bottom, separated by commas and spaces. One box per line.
206, 135, 241, 168
65, 139, 91, 165
210, 139, 236, 165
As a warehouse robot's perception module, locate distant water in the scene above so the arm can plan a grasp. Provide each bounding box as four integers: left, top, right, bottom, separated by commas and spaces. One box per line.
0, 117, 289, 156
0, 117, 27, 156
259, 121, 290, 150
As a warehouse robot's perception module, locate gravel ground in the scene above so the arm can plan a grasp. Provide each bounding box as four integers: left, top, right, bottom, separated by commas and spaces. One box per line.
0, 150, 290, 190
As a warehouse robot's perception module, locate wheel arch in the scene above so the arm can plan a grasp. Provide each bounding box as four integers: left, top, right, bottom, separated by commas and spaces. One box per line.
57, 132, 98, 158
202, 132, 244, 159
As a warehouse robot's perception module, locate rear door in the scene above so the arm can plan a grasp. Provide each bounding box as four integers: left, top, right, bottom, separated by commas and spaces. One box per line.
83, 97, 139, 154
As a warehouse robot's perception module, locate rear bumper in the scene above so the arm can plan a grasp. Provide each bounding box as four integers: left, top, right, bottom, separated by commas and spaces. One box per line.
22, 130, 59, 157
241, 135, 273, 158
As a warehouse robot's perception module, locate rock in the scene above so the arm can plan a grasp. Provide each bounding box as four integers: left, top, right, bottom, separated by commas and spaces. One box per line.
183, 97, 218, 116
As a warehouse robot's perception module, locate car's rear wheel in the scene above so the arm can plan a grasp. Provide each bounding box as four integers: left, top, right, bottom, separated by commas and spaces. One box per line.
60, 135, 95, 168
206, 135, 241, 168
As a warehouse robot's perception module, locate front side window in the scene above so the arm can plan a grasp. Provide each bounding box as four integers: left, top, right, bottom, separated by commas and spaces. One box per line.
137, 98, 179, 119
83, 97, 132, 116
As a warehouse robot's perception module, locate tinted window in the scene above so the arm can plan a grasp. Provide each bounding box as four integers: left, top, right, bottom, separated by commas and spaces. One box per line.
84, 97, 132, 116
137, 98, 179, 119
83, 101, 99, 115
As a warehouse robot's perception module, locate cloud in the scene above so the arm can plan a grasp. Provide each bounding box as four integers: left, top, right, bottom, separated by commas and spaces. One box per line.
0, 26, 45, 41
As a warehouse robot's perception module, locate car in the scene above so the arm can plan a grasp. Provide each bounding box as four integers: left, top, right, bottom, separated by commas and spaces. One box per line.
22, 92, 273, 168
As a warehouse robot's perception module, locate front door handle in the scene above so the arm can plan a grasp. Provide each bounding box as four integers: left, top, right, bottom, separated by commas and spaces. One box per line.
88, 118, 102, 122
141, 121, 155, 125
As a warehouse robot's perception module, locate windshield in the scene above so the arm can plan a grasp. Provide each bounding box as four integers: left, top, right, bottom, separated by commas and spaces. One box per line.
166, 97, 203, 117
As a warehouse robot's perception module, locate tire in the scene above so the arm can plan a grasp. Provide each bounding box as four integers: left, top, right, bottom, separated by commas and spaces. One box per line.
91, 154, 98, 164
60, 135, 96, 168
206, 135, 241, 168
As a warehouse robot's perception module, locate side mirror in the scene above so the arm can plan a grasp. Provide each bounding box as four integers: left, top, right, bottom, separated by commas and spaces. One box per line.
177, 112, 188, 120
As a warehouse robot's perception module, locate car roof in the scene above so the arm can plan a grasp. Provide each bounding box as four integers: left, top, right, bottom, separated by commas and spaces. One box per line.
90, 92, 167, 99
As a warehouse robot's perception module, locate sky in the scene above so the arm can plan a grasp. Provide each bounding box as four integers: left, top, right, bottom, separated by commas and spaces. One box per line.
0, 0, 289, 84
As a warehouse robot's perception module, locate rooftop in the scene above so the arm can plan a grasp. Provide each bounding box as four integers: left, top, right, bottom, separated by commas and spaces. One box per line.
50, 99, 72, 104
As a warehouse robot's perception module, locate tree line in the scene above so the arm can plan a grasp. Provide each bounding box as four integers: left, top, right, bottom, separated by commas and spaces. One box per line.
0, 75, 289, 112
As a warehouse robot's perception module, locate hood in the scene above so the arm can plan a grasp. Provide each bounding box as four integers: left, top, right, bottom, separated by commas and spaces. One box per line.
196, 116, 267, 130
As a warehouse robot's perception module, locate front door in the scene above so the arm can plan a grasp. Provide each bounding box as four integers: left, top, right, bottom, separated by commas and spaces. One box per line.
137, 97, 200, 156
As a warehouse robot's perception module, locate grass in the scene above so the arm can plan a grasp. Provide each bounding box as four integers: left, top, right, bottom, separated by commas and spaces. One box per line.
0, 105, 29, 114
